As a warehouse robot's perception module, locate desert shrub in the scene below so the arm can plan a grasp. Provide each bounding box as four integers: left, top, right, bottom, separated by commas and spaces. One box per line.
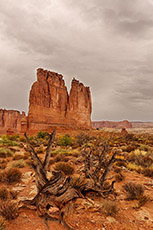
5, 168, 22, 184
54, 162, 74, 175
11, 159, 26, 168
0, 187, 9, 200
70, 176, 86, 188
0, 200, 19, 220
54, 154, 69, 163
138, 195, 149, 207
115, 173, 125, 182
0, 137, 18, 146
0, 148, 13, 158
123, 182, 144, 200
36, 147, 44, 154
0, 216, 7, 230
19, 136, 26, 143
101, 200, 118, 216
75, 132, 90, 147
142, 168, 153, 177
58, 134, 72, 146
37, 131, 48, 139
7, 135, 19, 141
127, 163, 143, 174
13, 154, 25, 160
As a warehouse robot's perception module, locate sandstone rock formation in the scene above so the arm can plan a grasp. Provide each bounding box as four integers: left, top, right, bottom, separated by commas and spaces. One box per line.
0, 68, 92, 134
92, 120, 132, 129
27, 68, 92, 132
0, 109, 26, 134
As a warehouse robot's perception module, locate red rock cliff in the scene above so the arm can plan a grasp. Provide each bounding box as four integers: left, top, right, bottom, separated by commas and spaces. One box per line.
27, 68, 92, 131
0, 109, 27, 134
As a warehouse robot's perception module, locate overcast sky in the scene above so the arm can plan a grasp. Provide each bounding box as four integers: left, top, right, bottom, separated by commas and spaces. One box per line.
0, 0, 153, 121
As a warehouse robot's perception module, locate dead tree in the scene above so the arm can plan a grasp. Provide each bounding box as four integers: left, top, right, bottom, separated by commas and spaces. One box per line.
22, 130, 119, 229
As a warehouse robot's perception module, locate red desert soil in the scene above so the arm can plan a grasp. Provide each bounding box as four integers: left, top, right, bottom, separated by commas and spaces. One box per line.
6, 165, 153, 230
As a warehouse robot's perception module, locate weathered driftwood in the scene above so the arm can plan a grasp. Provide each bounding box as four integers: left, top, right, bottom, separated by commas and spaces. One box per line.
22, 130, 118, 229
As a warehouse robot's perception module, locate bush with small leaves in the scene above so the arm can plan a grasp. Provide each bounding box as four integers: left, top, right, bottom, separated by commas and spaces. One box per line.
123, 182, 144, 200
0, 200, 19, 220
54, 162, 74, 175
19, 136, 26, 143
37, 131, 48, 139
58, 134, 72, 146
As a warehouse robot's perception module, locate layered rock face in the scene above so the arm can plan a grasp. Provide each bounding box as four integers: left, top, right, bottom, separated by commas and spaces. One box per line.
27, 68, 92, 131
92, 120, 132, 129
0, 109, 27, 134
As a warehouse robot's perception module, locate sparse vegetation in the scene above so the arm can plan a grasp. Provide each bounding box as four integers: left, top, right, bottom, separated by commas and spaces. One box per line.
11, 159, 26, 168
0, 187, 9, 200
0, 200, 19, 220
0, 148, 13, 158
123, 182, 144, 200
5, 168, 22, 184
54, 162, 74, 175
58, 134, 72, 146
101, 200, 118, 216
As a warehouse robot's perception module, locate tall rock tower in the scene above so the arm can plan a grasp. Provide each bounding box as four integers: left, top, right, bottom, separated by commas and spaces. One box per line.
27, 68, 92, 132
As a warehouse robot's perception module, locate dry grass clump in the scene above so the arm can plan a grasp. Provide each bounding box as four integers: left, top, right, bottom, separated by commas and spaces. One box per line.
54, 162, 74, 175
123, 182, 144, 200
11, 159, 26, 168
143, 168, 153, 178
101, 200, 118, 216
0, 200, 19, 220
0, 187, 9, 201
5, 168, 22, 184
0, 216, 7, 230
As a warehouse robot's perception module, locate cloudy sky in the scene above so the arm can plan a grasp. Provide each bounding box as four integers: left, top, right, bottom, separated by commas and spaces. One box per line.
0, 0, 153, 121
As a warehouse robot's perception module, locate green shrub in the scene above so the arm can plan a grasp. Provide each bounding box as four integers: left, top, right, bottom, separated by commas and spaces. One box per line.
19, 136, 26, 143
7, 135, 19, 141
54, 162, 74, 175
58, 134, 72, 146
37, 131, 48, 139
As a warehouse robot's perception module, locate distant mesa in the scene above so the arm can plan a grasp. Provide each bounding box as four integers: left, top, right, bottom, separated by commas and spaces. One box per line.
0, 68, 92, 134
92, 120, 132, 129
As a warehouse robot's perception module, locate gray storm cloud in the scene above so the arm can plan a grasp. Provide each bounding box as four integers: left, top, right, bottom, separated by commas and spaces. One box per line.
0, 0, 153, 121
